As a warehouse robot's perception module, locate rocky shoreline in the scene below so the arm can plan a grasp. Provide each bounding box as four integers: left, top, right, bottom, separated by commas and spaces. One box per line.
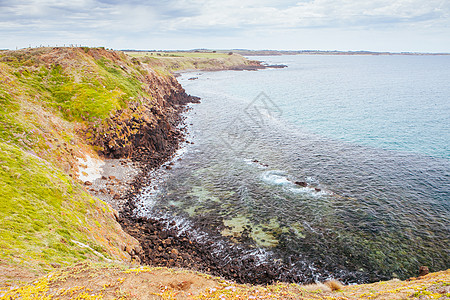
56, 52, 297, 285
100, 70, 367, 286
89, 68, 289, 284
76, 54, 381, 285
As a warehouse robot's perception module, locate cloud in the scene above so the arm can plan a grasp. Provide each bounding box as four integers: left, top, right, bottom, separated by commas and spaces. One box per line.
0, 0, 449, 51
163, 0, 449, 31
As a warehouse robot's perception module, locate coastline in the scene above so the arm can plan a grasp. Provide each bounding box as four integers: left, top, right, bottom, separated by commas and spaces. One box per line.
1, 47, 449, 298
88, 53, 298, 283
111, 69, 290, 285
109, 68, 368, 285
125, 51, 287, 75
112, 58, 449, 285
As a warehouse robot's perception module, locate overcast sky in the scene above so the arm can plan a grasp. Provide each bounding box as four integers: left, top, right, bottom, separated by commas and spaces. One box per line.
1, 0, 449, 52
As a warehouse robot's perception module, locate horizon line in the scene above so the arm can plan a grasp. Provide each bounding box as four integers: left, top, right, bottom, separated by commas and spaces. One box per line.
2, 46, 449, 55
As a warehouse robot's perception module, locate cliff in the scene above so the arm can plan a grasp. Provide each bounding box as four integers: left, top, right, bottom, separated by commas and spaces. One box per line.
0, 46, 197, 286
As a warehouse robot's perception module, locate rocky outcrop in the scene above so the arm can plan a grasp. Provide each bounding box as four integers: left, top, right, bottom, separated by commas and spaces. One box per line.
81, 51, 200, 167
136, 52, 286, 74
118, 213, 282, 285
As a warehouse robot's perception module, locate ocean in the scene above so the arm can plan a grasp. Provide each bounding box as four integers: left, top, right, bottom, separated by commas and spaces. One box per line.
135, 55, 450, 283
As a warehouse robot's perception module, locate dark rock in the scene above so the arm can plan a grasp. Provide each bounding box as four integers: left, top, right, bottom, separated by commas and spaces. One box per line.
265, 64, 288, 69
294, 181, 307, 187
84, 181, 92, 186
419, 266, 429, 277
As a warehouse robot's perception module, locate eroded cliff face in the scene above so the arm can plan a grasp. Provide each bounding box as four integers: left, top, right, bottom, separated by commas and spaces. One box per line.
1, 46, 198, 166
86, 61, 199, 166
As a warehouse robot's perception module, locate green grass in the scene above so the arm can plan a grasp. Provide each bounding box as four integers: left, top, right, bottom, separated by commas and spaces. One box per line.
0, 48, 155, 162
0, 48, 147, 275
0, 63, 78, 169
8, 58, 144, 123
0, 86, 25, 144
0, 142, 113, 270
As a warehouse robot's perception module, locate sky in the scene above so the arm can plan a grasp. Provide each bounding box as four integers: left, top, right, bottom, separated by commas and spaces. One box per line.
1, 0, 449, 52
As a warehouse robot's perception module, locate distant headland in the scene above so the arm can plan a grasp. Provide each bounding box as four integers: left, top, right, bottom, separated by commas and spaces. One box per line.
123, 49, 450, 56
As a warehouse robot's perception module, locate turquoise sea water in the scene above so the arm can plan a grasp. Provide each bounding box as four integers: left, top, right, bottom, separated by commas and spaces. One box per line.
135, 55, 450, 283
200, 55, 450, 158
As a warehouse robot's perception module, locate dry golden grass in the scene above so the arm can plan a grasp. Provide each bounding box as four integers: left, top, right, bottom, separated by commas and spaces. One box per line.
1, 263, 448, 300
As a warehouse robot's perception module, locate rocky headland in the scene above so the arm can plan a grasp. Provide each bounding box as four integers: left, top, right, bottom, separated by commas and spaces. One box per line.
0, 47, 448, 299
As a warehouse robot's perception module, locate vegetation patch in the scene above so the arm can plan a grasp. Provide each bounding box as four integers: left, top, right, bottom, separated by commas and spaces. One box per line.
0, 48, 147, 284
126, 51, 263, 74
2, 263, 448, 299
4, 56, 144, 123
0, 142, 118, 270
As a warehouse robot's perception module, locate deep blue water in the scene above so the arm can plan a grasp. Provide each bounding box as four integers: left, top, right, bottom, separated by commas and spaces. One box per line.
135, 55, 450, 283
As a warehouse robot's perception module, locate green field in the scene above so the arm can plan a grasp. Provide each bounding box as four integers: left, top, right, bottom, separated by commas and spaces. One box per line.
125, 51, 231, 59
125, 51, 258, 74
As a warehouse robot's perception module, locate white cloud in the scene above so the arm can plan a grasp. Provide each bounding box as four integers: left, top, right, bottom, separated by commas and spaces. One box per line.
164, 0, 449, 30
0, 0, 449, 51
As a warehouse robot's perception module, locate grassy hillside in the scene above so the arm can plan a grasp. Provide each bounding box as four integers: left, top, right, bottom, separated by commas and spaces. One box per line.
0, 47, 145, 169
0, 47, 179, 285
0, 142, 136, 276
